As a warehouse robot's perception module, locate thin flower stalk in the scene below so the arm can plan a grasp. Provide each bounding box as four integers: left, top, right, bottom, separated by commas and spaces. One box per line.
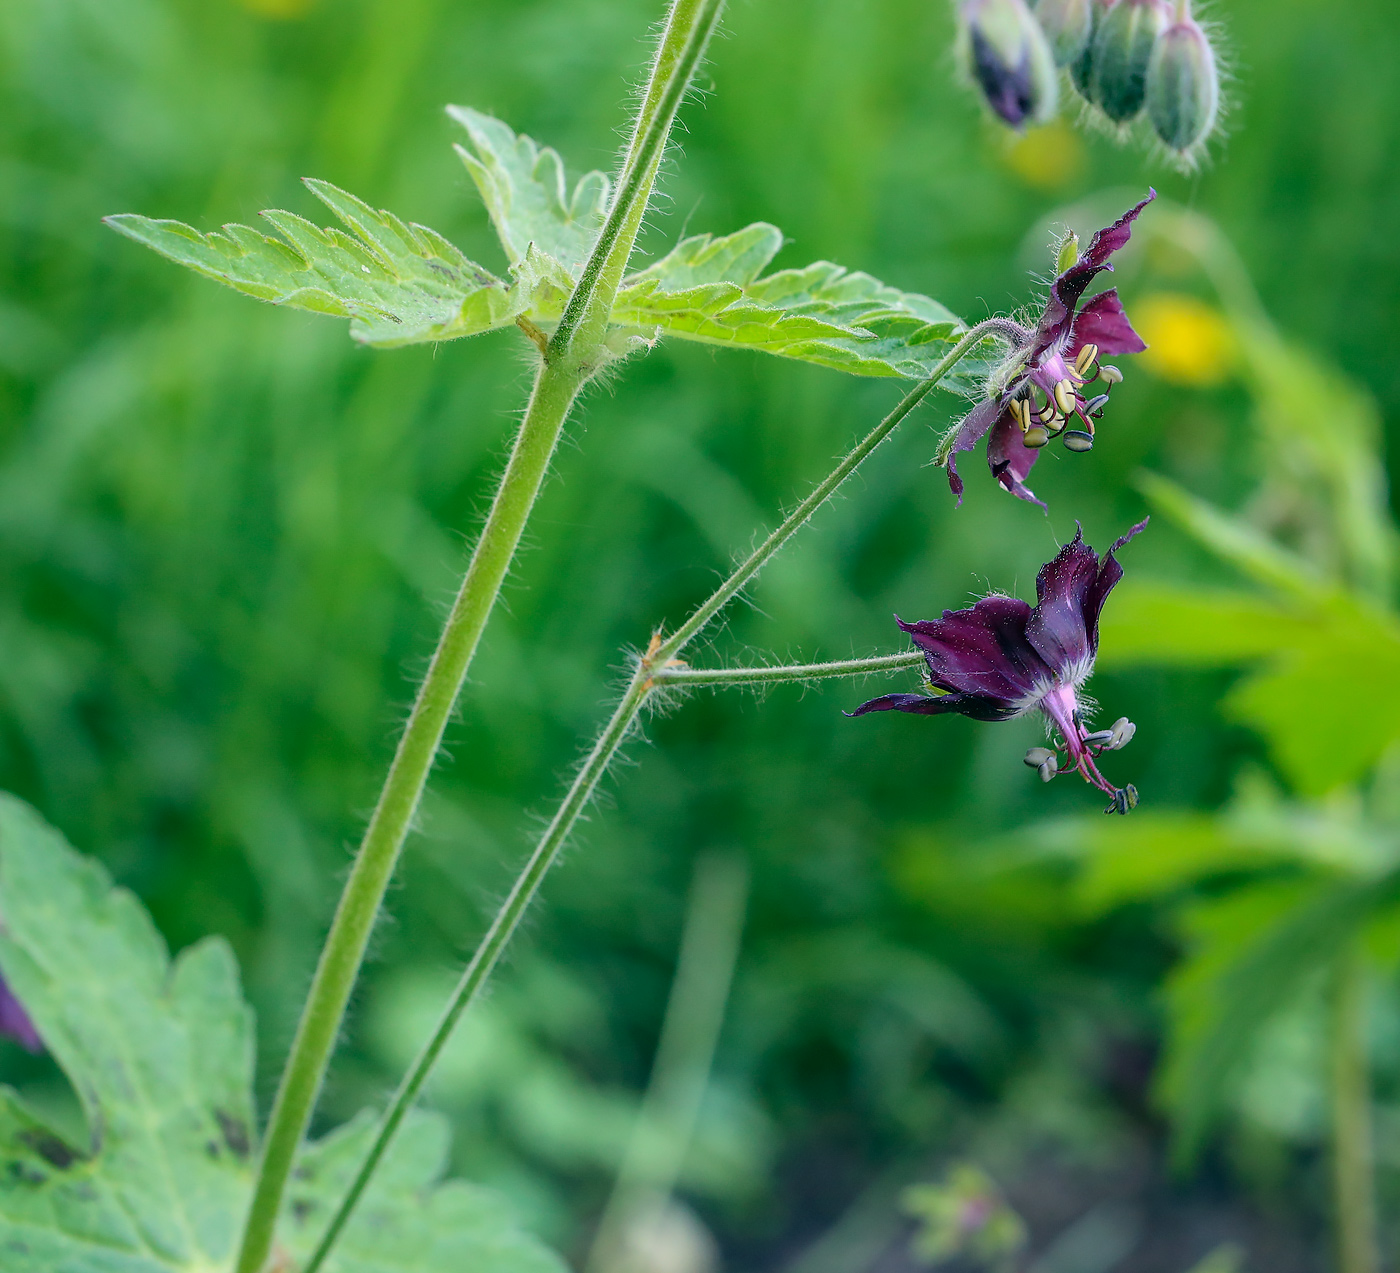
652, 651, 927, 688
304, 320, 1005, 1270
236, 5, 727, 1271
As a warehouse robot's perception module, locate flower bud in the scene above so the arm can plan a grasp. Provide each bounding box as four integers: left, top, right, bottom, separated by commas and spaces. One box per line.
1034, 0, 1094, 66
1068, 0, 1114, 98
959, 0, 1059, 129
1145, 16, 1219, 154
1089, 0, 1169, 123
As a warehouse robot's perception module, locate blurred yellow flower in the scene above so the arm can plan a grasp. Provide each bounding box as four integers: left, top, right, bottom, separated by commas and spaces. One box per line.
1001, 119, 1086, 190
1134, 292, 1237, 387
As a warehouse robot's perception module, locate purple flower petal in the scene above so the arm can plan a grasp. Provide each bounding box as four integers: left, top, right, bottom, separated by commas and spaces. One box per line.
898, 597, 1049, 704
944, 399, 1005, 505
0, 973, 41, 1054
1070, 289, 1146, 358
1037, 191, 1156, 348
1024, 526, 1101, 669
1082, 517, 1149, 644
986, 410, 1045, 506
846, 691, 1016, 721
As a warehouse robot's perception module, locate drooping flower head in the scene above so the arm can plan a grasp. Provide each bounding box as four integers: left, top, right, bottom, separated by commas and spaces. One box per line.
849, 521, 1147, 813
940, 193, 1154, 506
0, 972, 41, 1053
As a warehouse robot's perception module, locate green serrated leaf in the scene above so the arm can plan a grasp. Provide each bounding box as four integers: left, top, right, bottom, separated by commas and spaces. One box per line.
106, 180, 522, 349
278, 1112, 565, 1273
614, 232, 980, 383
110, 111, 982, 380
0, 795, 566, 1273
449, 106, 610, 273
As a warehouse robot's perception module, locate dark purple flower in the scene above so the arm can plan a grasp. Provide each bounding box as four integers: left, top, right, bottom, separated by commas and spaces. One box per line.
941, 193, 1154, 506
849, 521, 1147, 813
0, 972, 41, 1053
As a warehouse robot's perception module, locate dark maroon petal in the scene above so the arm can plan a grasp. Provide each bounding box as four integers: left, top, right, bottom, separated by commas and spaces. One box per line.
0, 973, 41, 1054
1081, 517, 1149, 649
1069, 289, 1146, 357
1079, 191, 1157, 272
1024, 526, 1100, 671
846, 691, 1020, 722
986, 411, 1045, 506
943, 398, 1005, 505
1036, 192, 1156, 345
898, 596, 1049, 703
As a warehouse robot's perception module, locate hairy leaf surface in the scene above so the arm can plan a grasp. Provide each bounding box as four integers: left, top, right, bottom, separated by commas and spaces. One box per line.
0, 795, 565, 1273
106, 181, 523, 348
448, 106, 610, 274
614, 227, 979, 382
109, 111, 983, 383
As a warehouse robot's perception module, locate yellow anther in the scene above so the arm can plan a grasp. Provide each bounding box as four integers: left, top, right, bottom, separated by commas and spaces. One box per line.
1074, 344, 1099, 377
1010, 398, 1031, 432
1023, 426, 1050, 449
1045, 413, 1067, 435
1099, 364, 1124, 385
1054, 379, 1077, 416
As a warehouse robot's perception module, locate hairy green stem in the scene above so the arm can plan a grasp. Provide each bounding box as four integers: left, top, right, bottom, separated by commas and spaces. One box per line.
551, 0, 727, 362
308, 321, 996, 1267
655, 319, 1001, 663
654, 651, 926, 687
302, 666, 655, 1273
1331, 947, 1379, 1273
236, 5, 727, 1270
235, 359, 585, 1273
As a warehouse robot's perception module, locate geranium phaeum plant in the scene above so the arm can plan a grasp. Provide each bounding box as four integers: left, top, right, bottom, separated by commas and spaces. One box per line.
850, 522, 1146, 813
940, 193, 1154, 505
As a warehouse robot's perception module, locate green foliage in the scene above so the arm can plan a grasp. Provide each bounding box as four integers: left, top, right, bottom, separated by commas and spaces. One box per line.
902, 1164, 1025, 1269
449, 106, 611, 274
614, 227, 973, 381
1107, 474, 1400, 795
107, 111, 982, 383
1159, 873, 1396, 1163
0, 795, 564, 1273
8, 0, 1400, 1259
106, 182, 530, 348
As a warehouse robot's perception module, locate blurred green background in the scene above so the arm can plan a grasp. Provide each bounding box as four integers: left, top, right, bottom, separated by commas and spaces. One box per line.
2, 0, 1400, 1269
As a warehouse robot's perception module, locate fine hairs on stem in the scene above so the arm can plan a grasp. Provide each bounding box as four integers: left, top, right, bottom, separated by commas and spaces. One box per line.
234, 5, 727, 1272
302, 320, 1003, 1270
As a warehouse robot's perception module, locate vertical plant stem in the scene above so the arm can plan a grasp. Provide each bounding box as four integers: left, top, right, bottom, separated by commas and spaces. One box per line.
302, 666, 656, 1273
237, 4, 728, 1267
235, 357, 585, 1273
308, 322, 999, 1268
586, 853, 749, 1273
1331, 945, 1379, 1273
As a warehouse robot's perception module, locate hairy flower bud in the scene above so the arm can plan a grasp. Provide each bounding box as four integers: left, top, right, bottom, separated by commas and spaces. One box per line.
1089, 0, 1169, 122
1069, 0, 1114, 98
1034, 0, 1094, 66
1146, 15, 1220, 154
959, 0, 1059, 128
